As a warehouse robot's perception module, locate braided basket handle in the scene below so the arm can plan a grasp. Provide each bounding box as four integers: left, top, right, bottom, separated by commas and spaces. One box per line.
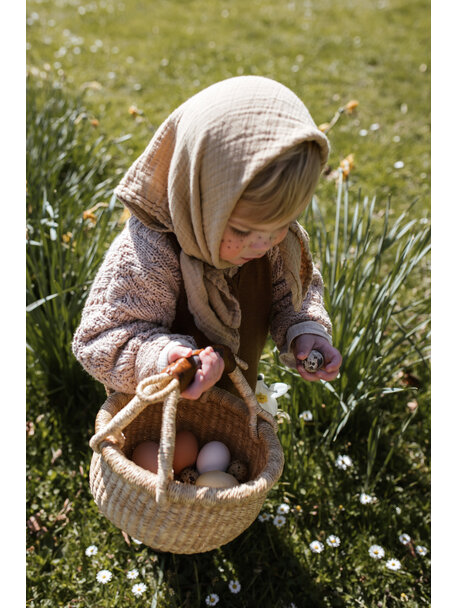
89, 345, 277, 503
164, 344, 278, 436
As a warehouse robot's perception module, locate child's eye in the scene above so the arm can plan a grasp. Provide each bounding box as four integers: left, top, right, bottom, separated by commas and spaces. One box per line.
229, 226, 251, 237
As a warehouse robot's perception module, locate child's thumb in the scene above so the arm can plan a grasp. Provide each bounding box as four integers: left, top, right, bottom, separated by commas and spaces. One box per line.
168, 346, 193, 363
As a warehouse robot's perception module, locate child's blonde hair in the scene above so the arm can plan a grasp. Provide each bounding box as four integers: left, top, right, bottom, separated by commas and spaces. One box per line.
238, 140, 323, 224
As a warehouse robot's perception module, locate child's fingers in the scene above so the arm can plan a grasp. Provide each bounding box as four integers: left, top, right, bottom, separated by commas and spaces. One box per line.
179, 347, 224, 400
323, 348, 343, 373
167, 345, 193, 363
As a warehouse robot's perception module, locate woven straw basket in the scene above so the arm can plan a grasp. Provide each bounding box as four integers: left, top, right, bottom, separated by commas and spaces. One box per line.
89, 347, 284, 554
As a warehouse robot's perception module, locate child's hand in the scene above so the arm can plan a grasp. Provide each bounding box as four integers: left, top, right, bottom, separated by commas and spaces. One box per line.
167, 345, 225, 399
293, 334, 342, 382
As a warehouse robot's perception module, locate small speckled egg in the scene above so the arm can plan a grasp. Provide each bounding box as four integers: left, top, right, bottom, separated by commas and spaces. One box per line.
303, 350, 324, 372
178, 466, 199, 484
227, 459, 249, 483
196, 441, 231, 474
195, 470, 239, 489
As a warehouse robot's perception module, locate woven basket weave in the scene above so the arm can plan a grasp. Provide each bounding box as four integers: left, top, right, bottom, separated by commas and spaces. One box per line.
89, 351, 284, 554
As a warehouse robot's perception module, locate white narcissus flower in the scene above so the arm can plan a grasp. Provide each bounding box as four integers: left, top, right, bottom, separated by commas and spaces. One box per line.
255, 375, 289, 416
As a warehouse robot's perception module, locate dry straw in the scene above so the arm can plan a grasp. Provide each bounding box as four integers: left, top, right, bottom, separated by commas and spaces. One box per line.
89, 348, 284, 554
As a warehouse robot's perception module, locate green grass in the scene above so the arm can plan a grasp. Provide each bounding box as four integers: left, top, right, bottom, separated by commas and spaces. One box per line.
27, 0, 430, 210
26, 1, 430, 606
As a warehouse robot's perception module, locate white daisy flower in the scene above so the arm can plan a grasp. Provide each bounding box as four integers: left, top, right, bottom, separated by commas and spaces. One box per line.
255, 375, 289, 416
205, 594, 219, 606
386, 558, 401, 571
258, 512, 272, 522
96, 569, 113, 584
360, 492, 374, 504
335, 454, 353, 470
393, 135, 401, 143
326, 535, 341, 547
273, 515, 286, 528
399, 533, 411, 545
277, 503, 290, 515
299, 410, 313, 421
85, 544, 98, 557
370, 123, 380, 131
394, 161, 405, 169
132, 582, 147, 597
309, 540, 324, 553
416, 545, 428, 556
127, 568, 139, 579
395, 506, 402, 514
228, 579, 241, 593
368, 544, 385, 559
359, 129, 368, 136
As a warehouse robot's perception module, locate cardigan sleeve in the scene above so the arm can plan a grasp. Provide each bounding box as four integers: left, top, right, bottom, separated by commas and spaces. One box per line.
72, 217, 197, 393
268, 246, 333, 366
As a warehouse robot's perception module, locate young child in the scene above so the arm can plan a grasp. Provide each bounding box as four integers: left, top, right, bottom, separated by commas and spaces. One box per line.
72, 76, 342, 401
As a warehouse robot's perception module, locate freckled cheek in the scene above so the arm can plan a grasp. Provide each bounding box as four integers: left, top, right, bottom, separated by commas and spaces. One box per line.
219, 235, 244, 259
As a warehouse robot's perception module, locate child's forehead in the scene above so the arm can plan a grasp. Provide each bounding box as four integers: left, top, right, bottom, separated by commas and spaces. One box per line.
228, 200, 296, 232
227, 213, 291, 233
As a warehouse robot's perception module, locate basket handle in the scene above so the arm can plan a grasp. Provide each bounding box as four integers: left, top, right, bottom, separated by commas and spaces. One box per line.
89, 345, 277, 503
157, 343, 278, 437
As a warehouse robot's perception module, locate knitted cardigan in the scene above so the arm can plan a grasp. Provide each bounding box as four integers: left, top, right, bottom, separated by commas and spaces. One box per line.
72, 215, 332, 394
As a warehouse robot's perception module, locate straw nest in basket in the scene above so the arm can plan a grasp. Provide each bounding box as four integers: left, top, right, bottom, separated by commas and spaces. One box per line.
90, 384, 284, 554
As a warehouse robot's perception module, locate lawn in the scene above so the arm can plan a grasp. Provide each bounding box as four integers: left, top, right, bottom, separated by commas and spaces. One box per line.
26, 1, 430, 606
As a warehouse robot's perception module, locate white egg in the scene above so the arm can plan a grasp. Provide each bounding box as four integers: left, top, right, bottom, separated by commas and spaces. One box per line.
196, 441, 231, 474
195, 470, 239, 489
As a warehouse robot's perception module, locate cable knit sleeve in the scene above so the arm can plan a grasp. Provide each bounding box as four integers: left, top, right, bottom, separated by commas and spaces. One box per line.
72, 216, 197, 393
268, 246, 332, 363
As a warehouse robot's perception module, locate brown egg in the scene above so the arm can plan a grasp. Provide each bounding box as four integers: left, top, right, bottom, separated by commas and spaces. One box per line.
131, 441, 159, 473
173, 430, 199, 474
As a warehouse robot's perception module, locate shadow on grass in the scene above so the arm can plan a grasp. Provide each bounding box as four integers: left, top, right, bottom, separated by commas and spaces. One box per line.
149, 522, 344, 608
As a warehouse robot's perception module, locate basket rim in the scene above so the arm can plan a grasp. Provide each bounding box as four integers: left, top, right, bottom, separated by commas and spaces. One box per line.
93, 387, 284, 506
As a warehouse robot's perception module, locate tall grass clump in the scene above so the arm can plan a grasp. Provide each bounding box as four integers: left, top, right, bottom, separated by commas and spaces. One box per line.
26, 74, 127, 414
264, 173, 430, 490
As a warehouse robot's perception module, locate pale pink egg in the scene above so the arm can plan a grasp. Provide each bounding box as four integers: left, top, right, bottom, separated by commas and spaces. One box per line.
131, 441, 159, 473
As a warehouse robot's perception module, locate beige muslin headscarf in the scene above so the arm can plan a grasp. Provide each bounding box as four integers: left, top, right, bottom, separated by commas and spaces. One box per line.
114, 76, 329, 353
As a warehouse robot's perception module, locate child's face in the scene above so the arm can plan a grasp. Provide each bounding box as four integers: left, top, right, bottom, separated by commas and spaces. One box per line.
220, 201, 291, 266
